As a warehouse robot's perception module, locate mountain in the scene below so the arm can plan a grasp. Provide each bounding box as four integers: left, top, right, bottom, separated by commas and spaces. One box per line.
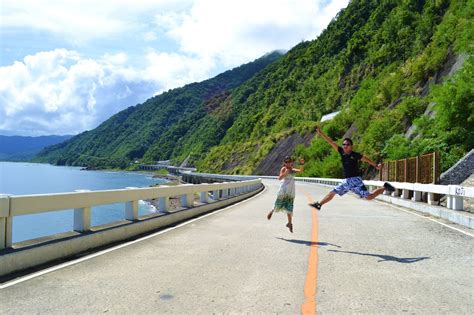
36, 0, 473, 176
0, 135, 73, 161
34, 52, 283, 169
198, 0, 473, 175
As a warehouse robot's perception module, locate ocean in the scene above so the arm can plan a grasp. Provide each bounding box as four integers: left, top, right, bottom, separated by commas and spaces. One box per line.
0, 162, 166, 243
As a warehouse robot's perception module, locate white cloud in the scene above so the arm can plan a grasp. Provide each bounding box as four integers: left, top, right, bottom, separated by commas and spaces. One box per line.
1, 0, 189, 43
160, 0, 349, 66
0, 49, 160, 136
0, 0, 350, 135
0, 48, 221, 135
143, 31, 158, 42
144, 51, 215, 92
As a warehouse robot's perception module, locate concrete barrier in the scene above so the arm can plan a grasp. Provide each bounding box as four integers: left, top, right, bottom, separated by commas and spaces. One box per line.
0, 179, 263, 277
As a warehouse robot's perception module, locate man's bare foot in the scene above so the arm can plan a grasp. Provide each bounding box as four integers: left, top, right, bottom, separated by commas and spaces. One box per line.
286, 223, 293, 233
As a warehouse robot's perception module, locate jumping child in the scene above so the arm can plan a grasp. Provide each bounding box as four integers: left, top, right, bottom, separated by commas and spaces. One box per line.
267, 156, 304, 233
309, 126, 395, 210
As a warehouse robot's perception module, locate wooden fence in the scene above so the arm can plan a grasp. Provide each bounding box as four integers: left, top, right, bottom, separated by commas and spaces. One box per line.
379, 152, 440, 184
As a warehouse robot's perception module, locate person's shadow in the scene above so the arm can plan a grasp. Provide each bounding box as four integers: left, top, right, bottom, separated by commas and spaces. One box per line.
327, 249, 430, 263
277, 237, 341, 248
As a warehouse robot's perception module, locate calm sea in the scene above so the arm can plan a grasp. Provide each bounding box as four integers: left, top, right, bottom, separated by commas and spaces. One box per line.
0, 162, 166, 243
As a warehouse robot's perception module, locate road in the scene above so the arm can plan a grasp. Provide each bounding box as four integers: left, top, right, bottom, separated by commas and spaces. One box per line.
0, 179, 472, 314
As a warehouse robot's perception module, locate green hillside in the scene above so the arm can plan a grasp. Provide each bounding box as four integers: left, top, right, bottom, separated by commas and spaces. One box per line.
34, 52, 283, 169
36, 0, 473, 176
199, 0, 473, 176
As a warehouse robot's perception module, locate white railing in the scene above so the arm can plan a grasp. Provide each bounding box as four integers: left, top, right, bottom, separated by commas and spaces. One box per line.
258, 176, 474, 211
0, 179, 262, 249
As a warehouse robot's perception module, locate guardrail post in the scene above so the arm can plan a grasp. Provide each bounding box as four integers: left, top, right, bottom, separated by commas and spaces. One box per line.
181, 194, 194, 208
212, 190, 220, 200
124, 187, 139, 220
74, 207, 91, 232
200, 192, 209, 203
125, 201, 139, 221
158, 197, 169, 212
401, 189, 410, 199
221, 188, 229, 198
412, 191, 422, 202
5, 216, 13, 248
73, 190, 91, 232
448, 185, 464, 210
451, 196, 463, 210
0, 195, 11, 249
427, 193, 436, 205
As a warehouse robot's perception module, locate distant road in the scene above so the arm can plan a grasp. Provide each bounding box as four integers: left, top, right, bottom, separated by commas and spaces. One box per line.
1, 179, 472, 313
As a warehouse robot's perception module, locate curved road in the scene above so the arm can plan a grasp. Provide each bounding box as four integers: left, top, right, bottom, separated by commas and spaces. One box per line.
1, 179, 473, 313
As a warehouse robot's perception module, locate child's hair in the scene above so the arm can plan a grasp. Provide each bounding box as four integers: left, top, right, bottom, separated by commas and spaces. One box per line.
283, 156, 294, 165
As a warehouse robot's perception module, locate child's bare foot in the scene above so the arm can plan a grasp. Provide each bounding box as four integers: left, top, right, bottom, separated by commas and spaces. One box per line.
286, 223, 293, 233
267, 210, 273, 220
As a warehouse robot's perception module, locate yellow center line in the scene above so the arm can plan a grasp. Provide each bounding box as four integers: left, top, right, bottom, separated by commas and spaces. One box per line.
301, 191, 319, 314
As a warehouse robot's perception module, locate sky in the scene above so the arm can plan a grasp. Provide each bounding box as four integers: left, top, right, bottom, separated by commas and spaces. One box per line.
0, 0, 349, 137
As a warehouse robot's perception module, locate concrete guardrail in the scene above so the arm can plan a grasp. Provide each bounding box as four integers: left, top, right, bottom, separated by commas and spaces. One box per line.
257, 175, 474, 211
0, 178, 262, 276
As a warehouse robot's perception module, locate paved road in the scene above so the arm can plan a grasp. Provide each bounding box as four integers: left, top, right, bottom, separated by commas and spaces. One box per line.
1, 179, 473, 314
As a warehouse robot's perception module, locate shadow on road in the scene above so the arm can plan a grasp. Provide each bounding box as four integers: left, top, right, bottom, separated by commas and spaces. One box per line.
327, 249, 430, 263
277, 238, 341, 248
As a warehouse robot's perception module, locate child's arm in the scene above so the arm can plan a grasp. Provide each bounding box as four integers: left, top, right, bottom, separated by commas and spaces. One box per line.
292, 158, 305, 173
278, 166, 289, 180
316, 126, 338, 151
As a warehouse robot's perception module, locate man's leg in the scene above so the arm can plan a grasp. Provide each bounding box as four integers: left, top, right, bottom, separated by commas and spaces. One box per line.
366, 182, 395, 200
366, 187, 385, 200
309, 191, 337, 210
320, 191, 337, 205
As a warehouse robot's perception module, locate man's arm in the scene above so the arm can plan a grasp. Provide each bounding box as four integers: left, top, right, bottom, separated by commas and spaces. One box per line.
316, 126, 339, 151
361, 155, 381, 170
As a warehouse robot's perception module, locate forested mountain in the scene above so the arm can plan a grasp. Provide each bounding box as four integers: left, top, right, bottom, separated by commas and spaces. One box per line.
34, 52, 283, 169
36, 0, 473, 176
0, 135, 72, 161
199, 0, 473, 176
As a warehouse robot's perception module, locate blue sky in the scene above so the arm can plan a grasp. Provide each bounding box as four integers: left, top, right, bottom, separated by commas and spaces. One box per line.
0, 0, 349, 136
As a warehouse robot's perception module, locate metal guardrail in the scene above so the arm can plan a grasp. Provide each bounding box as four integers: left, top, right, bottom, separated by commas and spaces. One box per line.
0, 179, 262, 250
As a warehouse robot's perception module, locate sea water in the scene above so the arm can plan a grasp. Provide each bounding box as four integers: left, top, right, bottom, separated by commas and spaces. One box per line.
0, 162, 167, 243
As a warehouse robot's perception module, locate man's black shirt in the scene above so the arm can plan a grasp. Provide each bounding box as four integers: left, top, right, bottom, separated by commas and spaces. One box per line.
337, 146, 363, 178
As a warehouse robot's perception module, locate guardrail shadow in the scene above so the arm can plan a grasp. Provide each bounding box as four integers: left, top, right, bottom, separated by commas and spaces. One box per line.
327, 249, 430, 263
276, 238, 341, 248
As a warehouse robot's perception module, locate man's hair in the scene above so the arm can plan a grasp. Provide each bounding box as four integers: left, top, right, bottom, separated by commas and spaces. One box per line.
343, 138, 353, 145
284, 156, 294, 163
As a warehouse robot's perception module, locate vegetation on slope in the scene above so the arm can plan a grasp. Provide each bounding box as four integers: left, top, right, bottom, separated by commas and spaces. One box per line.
200, 0, 473, 175
34, 52, 283, 169
36, 0, 473, 177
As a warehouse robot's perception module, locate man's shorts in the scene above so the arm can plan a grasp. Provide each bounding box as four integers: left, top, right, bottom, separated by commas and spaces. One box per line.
331, 176, 369, 198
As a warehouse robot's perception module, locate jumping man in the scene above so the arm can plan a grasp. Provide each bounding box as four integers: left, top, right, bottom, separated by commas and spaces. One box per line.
309, 126, 395, 210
